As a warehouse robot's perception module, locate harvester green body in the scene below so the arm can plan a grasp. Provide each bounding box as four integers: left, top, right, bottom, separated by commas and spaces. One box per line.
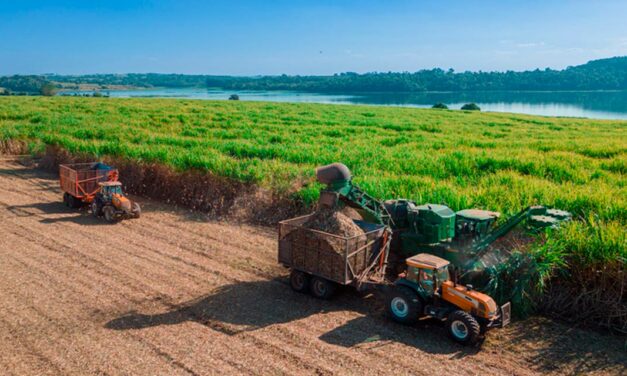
316, 163, 571, 278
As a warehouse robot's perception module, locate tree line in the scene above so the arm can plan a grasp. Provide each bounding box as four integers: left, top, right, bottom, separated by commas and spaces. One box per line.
0, 75, 57, 96
1, 56, 625, 95
205, 57, 627, 92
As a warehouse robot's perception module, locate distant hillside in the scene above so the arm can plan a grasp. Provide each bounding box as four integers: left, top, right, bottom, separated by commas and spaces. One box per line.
3, 56, 626, 94
46, 73, 208, 89
0, 75, 51, 95
205, 56, 627, 92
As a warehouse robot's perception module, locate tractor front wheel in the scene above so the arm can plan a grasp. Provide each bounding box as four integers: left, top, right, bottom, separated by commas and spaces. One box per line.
447, 310, 481, 345
386, 286, 421, 325
289, 270, 310, 293
131, 202, 141, 218
309, 276, 336, 299
103, 206, 118, 223
91, 202, 101, 217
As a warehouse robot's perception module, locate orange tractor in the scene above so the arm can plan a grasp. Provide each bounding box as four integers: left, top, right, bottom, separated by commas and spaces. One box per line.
59, 162, 140, 222
387, 253, 510, 344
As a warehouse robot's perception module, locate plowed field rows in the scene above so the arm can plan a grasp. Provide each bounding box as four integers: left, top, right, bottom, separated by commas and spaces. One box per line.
0, 159, 624, 375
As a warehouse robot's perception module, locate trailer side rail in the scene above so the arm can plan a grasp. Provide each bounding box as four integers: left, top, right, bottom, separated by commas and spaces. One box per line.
59, 163, 118, 199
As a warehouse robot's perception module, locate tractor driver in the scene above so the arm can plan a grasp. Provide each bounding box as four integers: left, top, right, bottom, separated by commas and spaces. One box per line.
420, 269, 435, 294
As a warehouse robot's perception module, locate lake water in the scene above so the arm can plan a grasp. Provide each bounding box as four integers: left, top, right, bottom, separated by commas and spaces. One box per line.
61, 88, 627, 120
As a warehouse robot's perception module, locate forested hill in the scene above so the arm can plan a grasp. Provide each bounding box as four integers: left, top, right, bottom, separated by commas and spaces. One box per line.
47, 73, 209, 89
0, 75, 50, 95
2, 56, 626, 94
205, 56, 627, 92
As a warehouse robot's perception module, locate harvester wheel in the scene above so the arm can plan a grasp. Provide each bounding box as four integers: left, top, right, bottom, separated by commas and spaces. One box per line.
386, 286, 421, 325
309, 276, 336, 299
289, 270, 310, 293
103, 206, 118, 223
131, 202, 141, 219
447, 310, 481, 345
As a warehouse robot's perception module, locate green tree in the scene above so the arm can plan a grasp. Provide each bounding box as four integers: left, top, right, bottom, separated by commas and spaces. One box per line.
461, 103, 481, 111
432, 103, 448, 109
40, 83, 58, 96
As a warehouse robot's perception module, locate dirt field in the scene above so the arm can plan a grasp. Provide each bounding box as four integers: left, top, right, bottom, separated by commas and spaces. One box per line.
0, 158, 624, 376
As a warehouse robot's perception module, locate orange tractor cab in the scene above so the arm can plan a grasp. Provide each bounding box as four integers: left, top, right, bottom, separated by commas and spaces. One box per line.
387, 253, 511, 344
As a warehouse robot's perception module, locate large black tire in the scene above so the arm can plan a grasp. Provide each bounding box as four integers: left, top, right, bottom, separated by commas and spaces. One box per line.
68, 195, 82, 209
447, 310, 481, 345
386, 286, 422, 325
103, 206, 118, 223
289, 270, 310, 293
63, 193, 70, 207
309, 276, 336, 299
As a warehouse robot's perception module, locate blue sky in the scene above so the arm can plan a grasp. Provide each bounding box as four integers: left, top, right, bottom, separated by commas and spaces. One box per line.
1, 0, 626, 75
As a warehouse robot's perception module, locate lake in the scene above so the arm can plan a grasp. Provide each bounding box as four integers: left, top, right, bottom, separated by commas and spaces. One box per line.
60, 88, 627, 120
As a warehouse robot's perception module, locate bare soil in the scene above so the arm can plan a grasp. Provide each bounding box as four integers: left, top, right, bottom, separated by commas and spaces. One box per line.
0, 158, 624, 376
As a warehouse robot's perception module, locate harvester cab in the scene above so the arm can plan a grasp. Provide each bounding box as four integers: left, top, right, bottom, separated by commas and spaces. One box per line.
455, 209, 500, 241
388, 253, 511, 344
92, 181, 141, 222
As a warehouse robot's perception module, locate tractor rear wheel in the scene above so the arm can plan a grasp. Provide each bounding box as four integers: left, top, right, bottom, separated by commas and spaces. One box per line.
309, 276, 336, 299
386, 286, 421, 325
289, 270, 310, 293
447, 310, 481, 345
103, 206, 118, 223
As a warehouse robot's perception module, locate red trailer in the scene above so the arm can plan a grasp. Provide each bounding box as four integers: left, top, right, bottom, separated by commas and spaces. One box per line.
59, 162, 118, 208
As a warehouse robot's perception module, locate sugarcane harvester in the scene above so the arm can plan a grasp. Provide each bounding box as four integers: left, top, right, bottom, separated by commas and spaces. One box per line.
316, 163, 571, 276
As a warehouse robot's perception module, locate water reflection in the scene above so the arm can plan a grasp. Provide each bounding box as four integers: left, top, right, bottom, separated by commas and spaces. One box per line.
60, 88, 627, 120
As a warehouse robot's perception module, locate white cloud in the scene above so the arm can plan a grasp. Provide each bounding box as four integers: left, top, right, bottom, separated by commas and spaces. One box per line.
516, 42, 546, 48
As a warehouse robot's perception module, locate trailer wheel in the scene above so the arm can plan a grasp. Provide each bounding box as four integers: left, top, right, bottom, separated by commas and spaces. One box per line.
68, 195, 82, 209
309, 276, 336, 299
447, 310, 481, 345
103, 206, 118, 223
289, 270, 310, 293
63, 193, 70, 207
386, 286, 421, 325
